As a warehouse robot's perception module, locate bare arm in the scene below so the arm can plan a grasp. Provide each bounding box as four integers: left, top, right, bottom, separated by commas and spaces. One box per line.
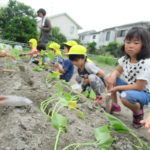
109, 80, 147, 92
55, 63, 66, 74
96, 69, 105, 77
105, 65, 123, 88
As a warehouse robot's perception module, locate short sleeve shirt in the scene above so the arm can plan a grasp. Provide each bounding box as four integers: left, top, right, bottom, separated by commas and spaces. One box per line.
118, 56, 150, 93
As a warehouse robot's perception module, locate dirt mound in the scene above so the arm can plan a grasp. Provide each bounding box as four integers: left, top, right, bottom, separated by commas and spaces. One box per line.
0, 60, 149, 150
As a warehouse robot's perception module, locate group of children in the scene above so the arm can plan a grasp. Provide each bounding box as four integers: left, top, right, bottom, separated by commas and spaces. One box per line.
0, 27, 150, 133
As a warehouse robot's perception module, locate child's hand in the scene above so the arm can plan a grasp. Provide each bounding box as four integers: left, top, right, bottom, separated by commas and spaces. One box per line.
19, 53, 26, 57
105, 74, 116, 88
140, 114, 150, 133
108, 87, 118, 93
54, 62, 60, 68
81, 78, 89, 86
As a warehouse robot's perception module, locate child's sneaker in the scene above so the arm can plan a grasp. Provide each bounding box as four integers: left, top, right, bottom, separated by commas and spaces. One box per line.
132, 109, 144, 129
93, 96, 103, 105
110, 102, 121, 113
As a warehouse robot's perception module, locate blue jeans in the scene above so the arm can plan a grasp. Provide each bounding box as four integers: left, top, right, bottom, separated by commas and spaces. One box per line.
116, 78, 150, 107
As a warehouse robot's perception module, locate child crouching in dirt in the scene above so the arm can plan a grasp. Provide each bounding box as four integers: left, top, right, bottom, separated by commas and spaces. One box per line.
67, 45, 105, 104
54, 41, 76, 82
20, 39, 40, 64
48, 42, 64, 65
105, 27, 150, 128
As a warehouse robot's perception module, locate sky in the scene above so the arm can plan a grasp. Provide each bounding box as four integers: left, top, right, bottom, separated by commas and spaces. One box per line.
1, 0, 150, 32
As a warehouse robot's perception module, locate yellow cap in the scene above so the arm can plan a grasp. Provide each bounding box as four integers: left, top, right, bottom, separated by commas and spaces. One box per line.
48, 42, 62, 56
64, 40, 78, 47
29, 39, 37, 49
67, 45, 87, 55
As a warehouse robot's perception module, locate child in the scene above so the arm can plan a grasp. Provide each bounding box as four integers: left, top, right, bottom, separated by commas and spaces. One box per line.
54, 41, 75, 82
64, 40, 93, 63
141, 113, 150, 133
105, 27, 150, 128
20, 39, 39, 56
48, 42, 64, 65
68, 45, 105, 104
63, 40, 78, 54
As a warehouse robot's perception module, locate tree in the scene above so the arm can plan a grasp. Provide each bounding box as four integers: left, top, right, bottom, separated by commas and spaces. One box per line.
0, 0, 37, 43
86, 42, 97, 54
51, 27, 67, 45
104, 42, 122, 57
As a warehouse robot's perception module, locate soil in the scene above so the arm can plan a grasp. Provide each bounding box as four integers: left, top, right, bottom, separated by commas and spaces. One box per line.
0, 58, 149, 150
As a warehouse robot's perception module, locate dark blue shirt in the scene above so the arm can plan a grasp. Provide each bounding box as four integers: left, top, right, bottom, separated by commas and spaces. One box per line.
60, 59, 74, 82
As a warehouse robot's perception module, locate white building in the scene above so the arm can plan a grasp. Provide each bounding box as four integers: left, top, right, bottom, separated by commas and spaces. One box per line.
79, 21, 150, 48
49, 13, 82, 40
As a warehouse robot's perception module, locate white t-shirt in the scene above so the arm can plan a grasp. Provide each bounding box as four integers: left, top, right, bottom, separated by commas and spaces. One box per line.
85, 62, 101, 75
118, 56, 150, 93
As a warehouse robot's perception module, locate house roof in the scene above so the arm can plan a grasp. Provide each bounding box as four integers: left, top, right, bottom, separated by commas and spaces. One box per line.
101, 21, 150, 32
49, 13, 82, 30
79, 30, 97, 36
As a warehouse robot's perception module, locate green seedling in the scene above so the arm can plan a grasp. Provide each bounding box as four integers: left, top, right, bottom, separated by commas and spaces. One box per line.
51, 113, 68, 150
11, 49, 21, 60
45, 72, 61, 88
62, 125, 113, 150
33, 67, 43, 72
94, 126, 114, 150
104, 112, 150, 150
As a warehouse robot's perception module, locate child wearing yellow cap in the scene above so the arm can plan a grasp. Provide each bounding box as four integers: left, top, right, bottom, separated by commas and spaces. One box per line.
54, 41, 76, 82
63, 40, 78, 54
19, 39, 41, 64
48, 42, 64, 65
20, 39, 39, 56
68, 45, 105, 104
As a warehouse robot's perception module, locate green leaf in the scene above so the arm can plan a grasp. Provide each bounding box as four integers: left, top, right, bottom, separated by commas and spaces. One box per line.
63, 92, 72, 101
89, 89, 96, 99
76, 109, 85, 119
51, 113, 68, 132
94, 126, 113, 150
49, 72, 60, 79
11, 49, 20, 57
59, 98, 68, 107
68, 101, 77, 109
33, 67, 43, 72
105, 112, 129, 133
47, 51, 54, 61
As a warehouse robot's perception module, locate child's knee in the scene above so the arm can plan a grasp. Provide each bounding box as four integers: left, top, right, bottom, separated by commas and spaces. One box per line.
88, 74, 96, 83
121, 91, 136, 104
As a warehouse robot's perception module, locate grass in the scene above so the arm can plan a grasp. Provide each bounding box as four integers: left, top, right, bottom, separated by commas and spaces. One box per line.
89, 55, 117, 67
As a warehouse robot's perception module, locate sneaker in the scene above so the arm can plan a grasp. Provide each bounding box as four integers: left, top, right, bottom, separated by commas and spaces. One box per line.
111, 102, 121, 113
132, 109, 144, 129
93, 96, 103, 105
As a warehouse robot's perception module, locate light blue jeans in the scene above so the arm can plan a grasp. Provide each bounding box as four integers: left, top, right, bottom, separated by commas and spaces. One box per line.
116, 78, 150, 107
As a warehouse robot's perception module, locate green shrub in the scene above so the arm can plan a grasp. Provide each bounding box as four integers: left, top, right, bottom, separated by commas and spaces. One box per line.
90, 54, 117, 66
86, 42, 97, 54
104, 42, 122, 57
0, 0, 37, 43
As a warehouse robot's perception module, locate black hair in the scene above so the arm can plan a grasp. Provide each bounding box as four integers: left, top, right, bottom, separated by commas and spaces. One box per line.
37, 43, 46, 51
69, 54, 86, 61
37, 8, 46, 16
122, 27, 150, 60
64, 44, 71, 50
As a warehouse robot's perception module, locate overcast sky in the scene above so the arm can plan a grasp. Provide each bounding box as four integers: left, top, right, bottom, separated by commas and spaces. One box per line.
2, 0, 150, 32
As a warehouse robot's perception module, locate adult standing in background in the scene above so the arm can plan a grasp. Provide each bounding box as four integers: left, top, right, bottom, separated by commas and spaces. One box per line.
37, 8, 52, 46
